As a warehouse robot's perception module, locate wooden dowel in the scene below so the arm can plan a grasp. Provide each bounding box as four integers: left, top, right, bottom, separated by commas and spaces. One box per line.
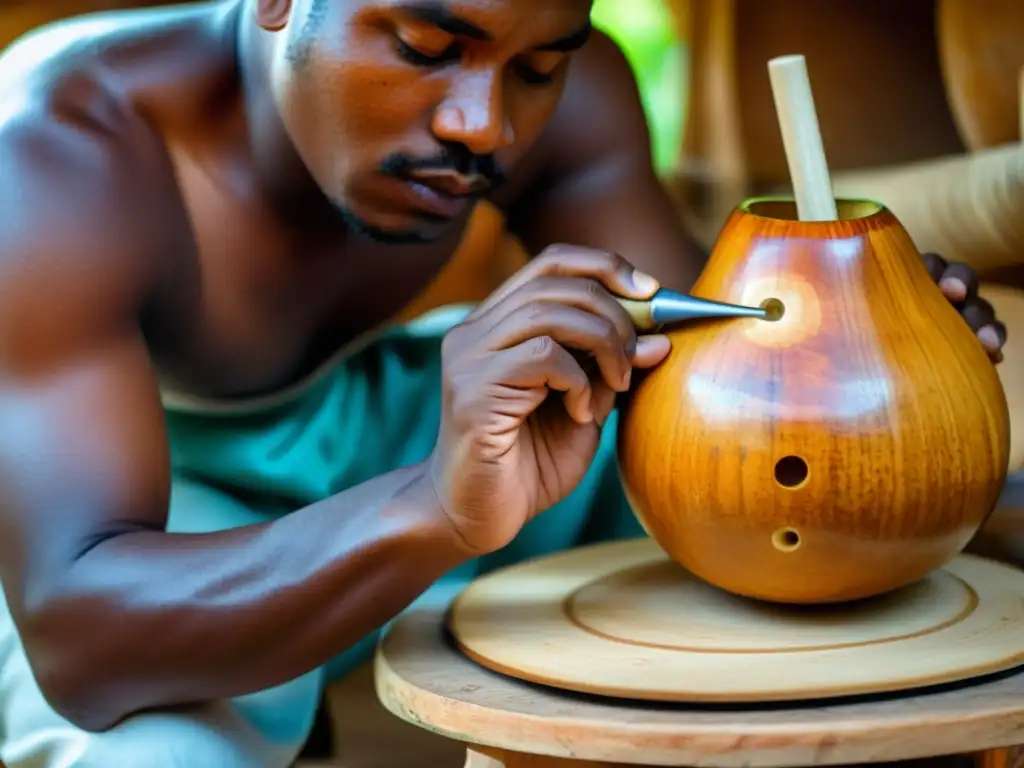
768, 55, 838, 221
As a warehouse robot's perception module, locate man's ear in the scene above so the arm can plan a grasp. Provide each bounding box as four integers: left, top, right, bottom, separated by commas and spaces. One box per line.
255, 0, 293, 31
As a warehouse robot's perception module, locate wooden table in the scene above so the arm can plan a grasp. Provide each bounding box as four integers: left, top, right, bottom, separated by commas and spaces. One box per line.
374, 607, 1024, 768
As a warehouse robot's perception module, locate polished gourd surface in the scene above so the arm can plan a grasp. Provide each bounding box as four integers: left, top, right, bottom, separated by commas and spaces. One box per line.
617, 196, 1010, 604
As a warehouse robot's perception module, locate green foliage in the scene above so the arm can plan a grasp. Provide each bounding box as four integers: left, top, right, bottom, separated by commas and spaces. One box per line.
592, 0, 686, 173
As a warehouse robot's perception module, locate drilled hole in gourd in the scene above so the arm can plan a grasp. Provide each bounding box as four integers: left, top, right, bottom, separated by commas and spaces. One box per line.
772, 527, 802, 553
774, 455, 808, 488
760, 297, 785, 321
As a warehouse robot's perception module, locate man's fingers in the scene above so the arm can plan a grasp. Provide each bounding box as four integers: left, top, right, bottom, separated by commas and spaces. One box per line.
465, 276, 638, 358
938, 261, 978, 304
960, 296, 997, 333
977, 321, 1007, 354
477, 302, 634, 393
920, 251, 948, 283
632, 334, 671, 368
468, 245, 659, 321
486, 337, 595, 424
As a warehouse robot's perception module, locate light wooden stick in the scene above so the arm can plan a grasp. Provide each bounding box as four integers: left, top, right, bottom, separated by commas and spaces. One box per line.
768, 55, 838, 221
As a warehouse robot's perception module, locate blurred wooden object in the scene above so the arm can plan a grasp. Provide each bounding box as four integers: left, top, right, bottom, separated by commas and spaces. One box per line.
668, 0, 1024, 280
670, 0, 964, 246
939, 0, 1024, 152
980, 285, 1024, 473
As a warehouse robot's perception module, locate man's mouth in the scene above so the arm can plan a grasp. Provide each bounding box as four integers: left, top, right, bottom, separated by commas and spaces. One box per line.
391, 176, 476, 220
406, 169, 491, 198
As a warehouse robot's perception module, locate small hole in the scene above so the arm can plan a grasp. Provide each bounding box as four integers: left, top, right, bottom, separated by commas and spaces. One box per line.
772, 527, 802, 552
774, 455, 808, 488
760, 297, 785, 321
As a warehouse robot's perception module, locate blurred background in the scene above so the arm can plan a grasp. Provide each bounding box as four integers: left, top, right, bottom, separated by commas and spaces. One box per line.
592, 0, 685, 173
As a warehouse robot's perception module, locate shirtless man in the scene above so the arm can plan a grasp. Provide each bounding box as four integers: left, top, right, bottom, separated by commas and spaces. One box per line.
0, 1, 1006, 765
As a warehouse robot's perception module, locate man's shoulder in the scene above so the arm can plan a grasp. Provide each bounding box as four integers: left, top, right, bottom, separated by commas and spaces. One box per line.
0, 9, 191, 229
1, 98, 181, 246
0, 50, 188, 326
2, 6, 143, 109
0, 2, 195, 82
0, 3, 207, 174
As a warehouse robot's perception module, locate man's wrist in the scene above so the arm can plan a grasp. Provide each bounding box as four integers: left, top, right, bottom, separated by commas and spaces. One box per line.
393, 459, 479, 566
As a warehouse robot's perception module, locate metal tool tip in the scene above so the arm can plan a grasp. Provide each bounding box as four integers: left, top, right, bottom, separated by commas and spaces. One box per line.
760, 298, 786, 322
641, 290, 786, 326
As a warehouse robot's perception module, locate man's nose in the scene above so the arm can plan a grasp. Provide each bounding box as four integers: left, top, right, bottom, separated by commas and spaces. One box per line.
432, 67, 515, 156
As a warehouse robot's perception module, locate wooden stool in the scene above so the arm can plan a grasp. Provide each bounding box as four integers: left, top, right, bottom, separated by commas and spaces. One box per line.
375, 601, 1024, 768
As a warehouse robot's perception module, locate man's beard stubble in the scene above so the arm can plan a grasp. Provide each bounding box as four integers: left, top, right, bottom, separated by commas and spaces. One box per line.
335, 207, 439, 245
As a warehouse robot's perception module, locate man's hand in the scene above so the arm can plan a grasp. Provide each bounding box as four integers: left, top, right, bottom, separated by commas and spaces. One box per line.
921, 252, 1008, 361
426, 246, 671, 555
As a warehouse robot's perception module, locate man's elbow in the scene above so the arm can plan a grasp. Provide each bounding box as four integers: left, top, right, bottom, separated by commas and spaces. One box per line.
18, 595, 131, 732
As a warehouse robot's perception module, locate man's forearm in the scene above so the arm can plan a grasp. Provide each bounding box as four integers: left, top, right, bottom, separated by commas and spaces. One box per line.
26, 460, 466, 731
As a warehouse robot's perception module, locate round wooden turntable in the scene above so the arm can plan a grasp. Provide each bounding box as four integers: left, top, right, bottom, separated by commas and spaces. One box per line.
446, 537, 1024, 704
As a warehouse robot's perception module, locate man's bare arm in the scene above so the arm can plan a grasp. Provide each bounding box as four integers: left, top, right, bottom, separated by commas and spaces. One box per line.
502, 30, 707, 292
0, 108, 466, 733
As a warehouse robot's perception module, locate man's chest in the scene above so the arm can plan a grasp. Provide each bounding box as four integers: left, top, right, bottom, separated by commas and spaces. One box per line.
148, 160, 464, 400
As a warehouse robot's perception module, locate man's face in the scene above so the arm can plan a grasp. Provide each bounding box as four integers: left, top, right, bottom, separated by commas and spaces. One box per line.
262, 0, 594, 244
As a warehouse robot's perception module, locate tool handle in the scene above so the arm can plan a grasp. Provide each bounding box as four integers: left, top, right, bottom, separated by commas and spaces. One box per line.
615, 297, 658, 331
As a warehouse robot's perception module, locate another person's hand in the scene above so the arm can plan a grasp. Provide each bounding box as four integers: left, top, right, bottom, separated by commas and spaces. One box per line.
426, 246, 670, 555
921, 252, 1007, 362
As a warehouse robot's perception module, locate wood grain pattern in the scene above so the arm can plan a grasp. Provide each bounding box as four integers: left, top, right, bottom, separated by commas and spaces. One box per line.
377, 606, 1024, 767
617, 197, 1010, 604
307, 657, 1024, 766
446, 538, 1024, 704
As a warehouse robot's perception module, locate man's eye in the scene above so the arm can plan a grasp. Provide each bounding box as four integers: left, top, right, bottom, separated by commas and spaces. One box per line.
515, 62, 554, 86
395, 39, 459, 67
393, 37, 556, 86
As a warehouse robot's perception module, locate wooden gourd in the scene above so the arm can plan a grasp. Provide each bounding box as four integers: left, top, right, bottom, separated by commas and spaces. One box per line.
617, 55, 1011, 605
